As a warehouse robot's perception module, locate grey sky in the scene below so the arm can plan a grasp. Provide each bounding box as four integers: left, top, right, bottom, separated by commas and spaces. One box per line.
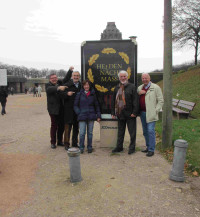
0, 0, 195, 72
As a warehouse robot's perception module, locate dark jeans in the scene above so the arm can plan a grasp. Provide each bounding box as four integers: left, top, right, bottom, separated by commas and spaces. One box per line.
116, 118, 137, 150
64, 121, 79, 147
49, 113, 64, 145
1, 102, 6, 114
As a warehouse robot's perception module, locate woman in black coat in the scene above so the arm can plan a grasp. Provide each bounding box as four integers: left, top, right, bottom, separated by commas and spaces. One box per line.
0, 87, 8, 115
74, 80, 101, 153
59, 71, 81, 150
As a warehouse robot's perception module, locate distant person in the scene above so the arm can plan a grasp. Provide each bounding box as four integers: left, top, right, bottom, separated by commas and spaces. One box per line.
46, 74, 67, 149
138, 73, 164, 157
0, 86, 8, 115
10, 87, 14, 95
74, 80, 101, 153
25, 87, 28, 94
35, 86, 38, 97
33, 86, 36, 97
111, 70, 139, 155
59, 71, 81, 150
28, 87, 32, 94
37, 85, 42, 97
62, 66, 74, 84
7, 87, 11, 95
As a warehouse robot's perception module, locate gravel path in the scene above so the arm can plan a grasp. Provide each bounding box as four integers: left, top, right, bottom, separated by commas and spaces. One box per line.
0, 94, 199, 217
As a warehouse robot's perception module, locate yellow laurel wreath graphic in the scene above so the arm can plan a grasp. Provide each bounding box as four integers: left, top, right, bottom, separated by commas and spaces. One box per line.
127, 67, 131, 79
95, 84, 108, 93
87, 69, 94, 83
118, 52, 129, 64
88, 49, 131, 92
101, 48, 116, 54
111, 87, 115, 92
88, 54, 99, 66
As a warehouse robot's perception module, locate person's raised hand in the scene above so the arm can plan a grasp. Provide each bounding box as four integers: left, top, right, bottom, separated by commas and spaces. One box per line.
69, 66, 74, 71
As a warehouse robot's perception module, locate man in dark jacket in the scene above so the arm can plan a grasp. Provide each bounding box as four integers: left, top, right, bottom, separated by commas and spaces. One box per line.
60, 71, 81, 150
46, 74, 67, 149
0, 86, 8, 115
111, 70, 139, 154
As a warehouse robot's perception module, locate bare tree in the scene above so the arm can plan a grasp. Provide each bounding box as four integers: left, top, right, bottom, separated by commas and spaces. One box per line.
172, 0, 200, 65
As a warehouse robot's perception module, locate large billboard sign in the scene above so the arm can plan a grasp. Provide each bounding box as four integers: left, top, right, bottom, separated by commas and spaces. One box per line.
81, 40, 137, 115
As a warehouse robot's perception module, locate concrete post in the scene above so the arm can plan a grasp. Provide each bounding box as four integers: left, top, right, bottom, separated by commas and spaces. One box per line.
169, 139, 188, 182
67, 147, 82, 183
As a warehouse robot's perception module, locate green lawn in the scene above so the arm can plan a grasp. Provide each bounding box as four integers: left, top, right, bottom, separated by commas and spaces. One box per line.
157, 67, 200, 119
156, 119, 200, 175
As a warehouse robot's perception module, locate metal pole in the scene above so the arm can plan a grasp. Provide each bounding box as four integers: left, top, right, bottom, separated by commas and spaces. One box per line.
67, 148, 82, 183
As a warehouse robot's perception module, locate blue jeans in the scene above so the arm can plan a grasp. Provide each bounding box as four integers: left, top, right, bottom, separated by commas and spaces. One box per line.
140, 112, 156, 152
79, 121, 94, 151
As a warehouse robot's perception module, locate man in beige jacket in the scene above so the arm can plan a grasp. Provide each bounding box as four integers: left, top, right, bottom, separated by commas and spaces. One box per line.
138, 73, 163, 157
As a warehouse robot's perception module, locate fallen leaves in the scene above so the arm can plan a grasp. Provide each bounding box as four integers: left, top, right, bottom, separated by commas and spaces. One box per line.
192, 171, 199, 177
176, 187, 182, 193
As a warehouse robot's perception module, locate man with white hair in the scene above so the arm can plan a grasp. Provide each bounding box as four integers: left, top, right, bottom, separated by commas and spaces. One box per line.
138, 73, 163, 157
111, 70, 139, 155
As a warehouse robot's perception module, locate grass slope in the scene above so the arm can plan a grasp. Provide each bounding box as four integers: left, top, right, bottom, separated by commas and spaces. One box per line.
156, 66, 200, 176
157, 66, 200, 119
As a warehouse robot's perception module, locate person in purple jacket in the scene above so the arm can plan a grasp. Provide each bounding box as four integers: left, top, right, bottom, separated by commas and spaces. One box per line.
74, 80, 101, 153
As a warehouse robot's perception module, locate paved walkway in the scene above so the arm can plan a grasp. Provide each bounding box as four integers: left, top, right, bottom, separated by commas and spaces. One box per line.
0, 94, 199, 217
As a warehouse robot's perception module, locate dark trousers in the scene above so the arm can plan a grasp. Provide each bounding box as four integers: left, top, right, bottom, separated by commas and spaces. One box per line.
64, 121, 79, 147
116, 118, 137, 150
49, 113, 64, 145
1, 102, 6, 114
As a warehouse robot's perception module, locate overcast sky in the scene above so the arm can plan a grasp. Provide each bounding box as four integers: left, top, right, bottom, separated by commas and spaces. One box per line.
0, 0, 195, 73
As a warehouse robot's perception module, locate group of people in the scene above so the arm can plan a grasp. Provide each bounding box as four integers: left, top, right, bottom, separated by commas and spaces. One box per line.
33, 85, 42, 97
46, 67, 163, 157
111, 71, 163, 157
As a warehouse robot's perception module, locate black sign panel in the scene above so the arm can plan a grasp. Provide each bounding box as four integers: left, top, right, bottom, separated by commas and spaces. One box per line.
81, 40, 137, 115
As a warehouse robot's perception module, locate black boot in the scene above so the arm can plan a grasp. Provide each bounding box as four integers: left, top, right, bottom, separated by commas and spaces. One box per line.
112, 147, 123, 153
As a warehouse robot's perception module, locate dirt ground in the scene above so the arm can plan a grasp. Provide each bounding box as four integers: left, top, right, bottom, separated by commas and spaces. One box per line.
0, 94, 200, 217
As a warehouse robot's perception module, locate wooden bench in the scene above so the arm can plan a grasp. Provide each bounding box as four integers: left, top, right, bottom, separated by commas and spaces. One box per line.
172, 99, 196, 119
172, 98, 179, 107
159, 98, 196, 119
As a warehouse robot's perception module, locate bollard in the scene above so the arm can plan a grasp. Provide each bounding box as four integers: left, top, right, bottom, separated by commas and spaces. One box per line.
67, 147, 82, 183
169, 139, 188, 182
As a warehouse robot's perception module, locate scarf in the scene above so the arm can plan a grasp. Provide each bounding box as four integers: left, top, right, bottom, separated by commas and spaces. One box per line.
115, 82, 128, 116
85, 91, 91, 97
